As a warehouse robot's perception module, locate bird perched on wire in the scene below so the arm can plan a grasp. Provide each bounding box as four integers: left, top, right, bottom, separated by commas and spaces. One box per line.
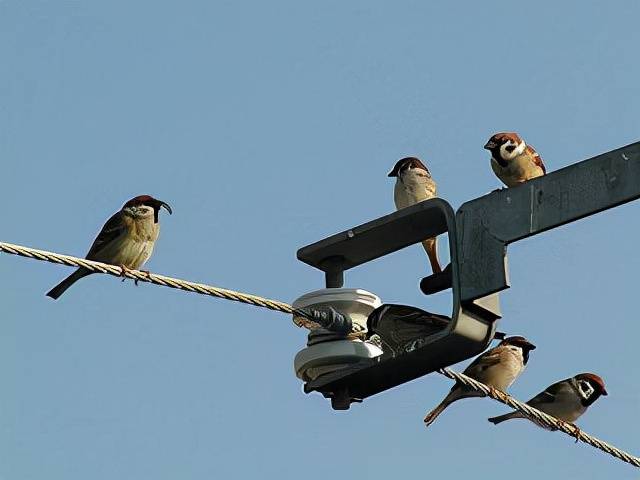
388, 157, 441, 274
46, 195, 172, 300
488, 372, 607, 439
484, 132, 546, 187
424, 336, 536, 426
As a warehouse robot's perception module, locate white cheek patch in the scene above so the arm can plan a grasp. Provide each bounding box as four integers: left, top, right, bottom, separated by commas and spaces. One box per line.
129, 206, 153, 218
500, 141, 527, 160
579, 381, 595, 399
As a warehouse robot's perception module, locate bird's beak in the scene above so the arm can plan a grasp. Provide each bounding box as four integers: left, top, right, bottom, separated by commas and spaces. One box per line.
387, 169, 397, 177
159, 201, 172, 215
484, 140, 497, 150
601, 387, 608, 396
525, 342, 536, 350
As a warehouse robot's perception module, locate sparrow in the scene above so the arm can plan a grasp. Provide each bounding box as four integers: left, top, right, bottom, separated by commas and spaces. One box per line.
388, 157, 441, 274
488, 373, 607, 435
484, 132, 546, 187
46, 195, 172, 299
424, 336, 536, 426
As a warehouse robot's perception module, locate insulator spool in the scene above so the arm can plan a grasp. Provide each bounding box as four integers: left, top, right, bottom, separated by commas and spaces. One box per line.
292, 288, 383, 381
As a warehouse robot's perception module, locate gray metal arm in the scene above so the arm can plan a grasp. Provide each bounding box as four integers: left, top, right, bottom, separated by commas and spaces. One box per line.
457, 141, 640, 302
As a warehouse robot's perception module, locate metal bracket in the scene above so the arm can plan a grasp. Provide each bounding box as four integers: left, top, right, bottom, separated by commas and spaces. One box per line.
298, 199, 499, 405
296, 140, 640, 409
298, 198, 453, 284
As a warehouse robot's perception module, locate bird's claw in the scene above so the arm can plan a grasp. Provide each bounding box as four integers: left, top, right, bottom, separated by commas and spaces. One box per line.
571, 425, 582, 443
135, 270, 151, 286
560, 420, 582, 443
119, 264, 132, 282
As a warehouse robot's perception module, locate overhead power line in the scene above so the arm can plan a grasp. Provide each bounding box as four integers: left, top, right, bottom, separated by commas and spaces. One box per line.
1, 240, 638, 469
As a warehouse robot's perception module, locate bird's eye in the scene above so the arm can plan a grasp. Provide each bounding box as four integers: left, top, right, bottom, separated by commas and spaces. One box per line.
505, 145, 516, 153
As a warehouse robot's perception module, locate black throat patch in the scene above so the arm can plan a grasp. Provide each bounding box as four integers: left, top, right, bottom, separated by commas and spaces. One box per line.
492, 151, 509, 168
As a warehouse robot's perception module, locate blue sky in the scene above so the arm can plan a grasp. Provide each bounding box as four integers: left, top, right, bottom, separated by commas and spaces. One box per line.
1, 1, 639, 478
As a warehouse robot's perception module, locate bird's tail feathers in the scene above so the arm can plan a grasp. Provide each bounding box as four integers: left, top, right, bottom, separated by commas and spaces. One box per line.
424, 389, 464, 426
46, 268, 93, 300
424, 388, 486, 427
488, 411, 524, 425
423, 398, 451, 427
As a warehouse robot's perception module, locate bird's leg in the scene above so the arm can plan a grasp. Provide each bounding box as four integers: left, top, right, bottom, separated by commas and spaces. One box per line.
119, 264, 132, 283
559, 420, 582, 443
570, 424, 583, 443
488, 386, 500, 399
424, 237, 441, 274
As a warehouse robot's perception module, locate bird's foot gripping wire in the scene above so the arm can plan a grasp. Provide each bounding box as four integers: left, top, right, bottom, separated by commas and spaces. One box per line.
488, 386, 500, 399
136, 270, 151, 286
119, 264, 132, 282
560, 421, 583, 443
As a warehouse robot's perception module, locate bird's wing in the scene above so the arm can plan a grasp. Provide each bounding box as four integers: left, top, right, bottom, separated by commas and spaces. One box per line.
85, 211, 127, 260
527, 379, 568, 407
526, 145, 546, 174
463, 347, 502, 376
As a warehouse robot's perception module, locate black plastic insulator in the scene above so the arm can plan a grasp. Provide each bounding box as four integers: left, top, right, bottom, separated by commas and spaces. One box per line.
302, 306, 352, 334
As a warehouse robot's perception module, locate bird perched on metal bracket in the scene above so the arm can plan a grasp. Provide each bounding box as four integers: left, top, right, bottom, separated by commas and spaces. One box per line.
423, 336, 536, 426
484, 132, 546, 187
388, 157, 441, 274
46, 195, 172, 299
